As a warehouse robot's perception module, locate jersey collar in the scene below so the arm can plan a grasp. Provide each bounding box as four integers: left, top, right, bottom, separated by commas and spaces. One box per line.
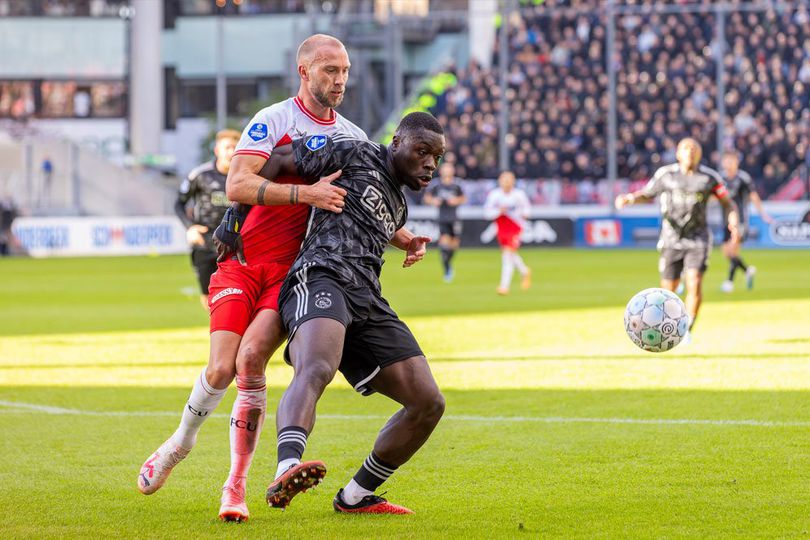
294, 96, 336, 125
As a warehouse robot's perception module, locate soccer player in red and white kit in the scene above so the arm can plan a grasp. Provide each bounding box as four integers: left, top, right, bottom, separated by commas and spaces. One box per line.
484, 171, 532, 295
137, 34, 425, 522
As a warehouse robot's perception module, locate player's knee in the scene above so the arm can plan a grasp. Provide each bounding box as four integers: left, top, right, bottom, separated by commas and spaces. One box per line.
295, 358, 337, 390
236, 342, 269, 377
413, 391, 445, 426
430, 392, 446, 421
205, 363, 235, 389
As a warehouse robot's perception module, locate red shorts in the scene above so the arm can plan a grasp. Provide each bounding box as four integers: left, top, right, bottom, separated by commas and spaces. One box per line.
207, 260, 291, 335
495, 215, 523, 249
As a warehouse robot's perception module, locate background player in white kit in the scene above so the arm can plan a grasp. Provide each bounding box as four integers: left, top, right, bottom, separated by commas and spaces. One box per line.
484, 171, 532, 295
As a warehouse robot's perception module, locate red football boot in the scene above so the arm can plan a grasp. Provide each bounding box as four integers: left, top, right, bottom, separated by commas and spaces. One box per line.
332, 488, 413, 515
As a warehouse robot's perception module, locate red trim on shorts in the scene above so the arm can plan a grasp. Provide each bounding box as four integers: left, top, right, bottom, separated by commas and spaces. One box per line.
234, 149, 270, 159
294, 96, 336, 125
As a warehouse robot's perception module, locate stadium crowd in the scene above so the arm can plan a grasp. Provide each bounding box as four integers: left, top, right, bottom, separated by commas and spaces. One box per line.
429, 0, 810, 200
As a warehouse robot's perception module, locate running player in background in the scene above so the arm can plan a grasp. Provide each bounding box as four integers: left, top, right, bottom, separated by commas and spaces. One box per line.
423, 162, 466, 282
615, 138, 740, 332
138, 34, 366, 523
484, 171, 532, 295
174, 129, 239, 310
264, 112, 444, 515
719, 151, 772, 293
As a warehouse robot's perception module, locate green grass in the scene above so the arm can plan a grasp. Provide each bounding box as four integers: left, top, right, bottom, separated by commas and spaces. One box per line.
1, 248, 810, 538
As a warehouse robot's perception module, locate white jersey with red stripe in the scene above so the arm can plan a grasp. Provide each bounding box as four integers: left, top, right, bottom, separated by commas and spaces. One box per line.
484, 187, 531, 229
232, 96, 367, 266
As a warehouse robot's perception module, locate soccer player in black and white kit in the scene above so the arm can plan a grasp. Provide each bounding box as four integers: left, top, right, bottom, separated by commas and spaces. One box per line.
423, 162, 466, 282
257, 112, 446, 514
175, 129, 239, 309
719, 151, 772, 293
615, 138, 740, 333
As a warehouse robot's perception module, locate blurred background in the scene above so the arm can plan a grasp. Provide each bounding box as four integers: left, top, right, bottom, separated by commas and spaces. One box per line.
0, 0, 808, 256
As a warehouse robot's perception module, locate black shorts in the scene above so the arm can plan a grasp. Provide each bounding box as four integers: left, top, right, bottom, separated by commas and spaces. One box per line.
722, 223, 748, 243
658, 245, 709, 280
438, 220, 462, 239
191, 247, 218, 294
279, 267, 423, 396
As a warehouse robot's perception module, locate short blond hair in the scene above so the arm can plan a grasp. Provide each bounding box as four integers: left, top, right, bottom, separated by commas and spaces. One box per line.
216, 129, 241, 143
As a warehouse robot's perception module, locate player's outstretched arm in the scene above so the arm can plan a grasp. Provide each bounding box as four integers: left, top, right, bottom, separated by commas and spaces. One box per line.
391, 227, 431, 268
614, 191, 652, 209
750, 191, 773, 223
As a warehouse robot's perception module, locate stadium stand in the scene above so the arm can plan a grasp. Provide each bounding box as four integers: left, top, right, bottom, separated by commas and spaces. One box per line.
428, 0, 810, 201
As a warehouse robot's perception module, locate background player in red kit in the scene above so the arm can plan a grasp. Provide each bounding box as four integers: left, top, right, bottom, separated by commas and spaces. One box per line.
484, 171, 532, 295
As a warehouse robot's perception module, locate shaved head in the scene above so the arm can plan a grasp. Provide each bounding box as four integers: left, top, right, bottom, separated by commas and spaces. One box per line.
676, 137, 702, 172
296, 34, 350, 110
296, 34, 346, 67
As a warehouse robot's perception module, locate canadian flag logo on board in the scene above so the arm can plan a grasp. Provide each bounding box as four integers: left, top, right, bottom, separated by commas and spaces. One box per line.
585, 220, 621, 246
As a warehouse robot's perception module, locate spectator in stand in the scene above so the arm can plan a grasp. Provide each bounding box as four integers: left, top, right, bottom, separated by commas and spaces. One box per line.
425, 0, 809, 201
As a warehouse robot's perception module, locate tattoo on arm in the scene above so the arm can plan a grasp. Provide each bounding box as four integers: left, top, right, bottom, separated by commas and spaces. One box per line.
289, 185, 299, 205
257, 180, 270, 205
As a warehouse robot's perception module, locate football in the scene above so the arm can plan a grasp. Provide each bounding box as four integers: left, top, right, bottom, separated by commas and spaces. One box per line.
624, 288, 689, 352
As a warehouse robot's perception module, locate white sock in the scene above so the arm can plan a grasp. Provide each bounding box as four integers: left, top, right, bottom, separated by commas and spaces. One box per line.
275, 458, 300, 480
512, 252, 528, 275
170, 369, 228, 450
341, 478, 374, 505
499, 250, 515, 289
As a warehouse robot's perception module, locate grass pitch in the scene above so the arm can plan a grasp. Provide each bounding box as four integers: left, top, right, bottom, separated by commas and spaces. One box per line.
1, 248, 810, 538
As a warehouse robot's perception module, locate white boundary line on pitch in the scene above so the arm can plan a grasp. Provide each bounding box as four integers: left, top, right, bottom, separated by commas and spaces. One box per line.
0, 399, 808, 428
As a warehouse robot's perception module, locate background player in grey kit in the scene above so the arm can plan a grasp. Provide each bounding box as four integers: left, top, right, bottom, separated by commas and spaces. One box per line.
615, 138, 740, 333
423, 162, 466, 282
175, 129, 239, 309
261, 112, 446, 515
719, 151, 773, 293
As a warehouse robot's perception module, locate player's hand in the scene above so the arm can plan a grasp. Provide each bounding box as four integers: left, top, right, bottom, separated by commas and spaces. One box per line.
213, 231, 245, 265
186, 224, 208, 246
302, 170, 346, 213
614, 194, 632, 209
403, 235, 431, 268
213, 207, 247, 265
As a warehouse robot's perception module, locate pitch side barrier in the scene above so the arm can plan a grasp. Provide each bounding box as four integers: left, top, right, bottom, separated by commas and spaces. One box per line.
405, 202, 810, 249
11, 216, 188, 257
10, 202, 809, 257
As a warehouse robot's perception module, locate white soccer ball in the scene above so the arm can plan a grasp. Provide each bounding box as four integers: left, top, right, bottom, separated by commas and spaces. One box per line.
624, 288, 689, 352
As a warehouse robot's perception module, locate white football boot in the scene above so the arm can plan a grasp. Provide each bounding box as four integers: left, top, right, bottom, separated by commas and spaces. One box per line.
720, 280, 734, 293
137, 438, 190, 495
